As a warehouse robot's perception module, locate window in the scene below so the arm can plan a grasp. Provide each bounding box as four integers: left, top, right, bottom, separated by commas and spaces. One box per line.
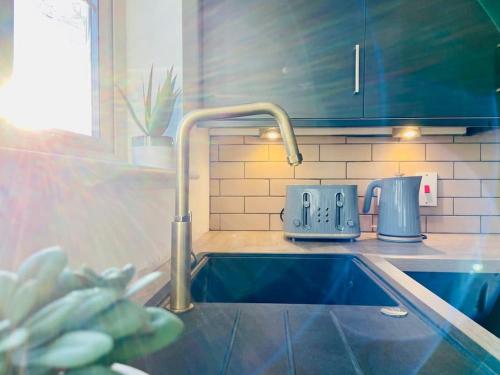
0, 0, 125, 159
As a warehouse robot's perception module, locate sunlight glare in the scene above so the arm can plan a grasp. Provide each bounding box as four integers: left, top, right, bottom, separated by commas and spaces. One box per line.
0, 0, 93, 135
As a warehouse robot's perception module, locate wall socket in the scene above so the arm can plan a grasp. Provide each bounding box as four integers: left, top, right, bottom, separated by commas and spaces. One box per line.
417, 172, 437, 206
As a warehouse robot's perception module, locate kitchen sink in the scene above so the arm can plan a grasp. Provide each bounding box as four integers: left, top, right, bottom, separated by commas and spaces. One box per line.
191, 254, 397, 306
135, 254, 499, 375
406, 270, 499, 337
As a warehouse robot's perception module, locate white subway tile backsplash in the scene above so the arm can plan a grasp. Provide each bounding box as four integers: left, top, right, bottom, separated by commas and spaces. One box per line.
481, 216, 500, 233
454, 198, 500, 215
211, 162, 245, 179
400, 162, 453, 179
220, 179, 269, 196
348, 162, 399, 179
481, 180, 500, 197
220, 214, 269, 230
426, 144, 480, 161
209, 134, 499, 233
269, 144, 319, 161
210, 145, 218, 161
454, 162, 500, 179
245, 162, 294, 178
209, 214, 220, 230
270, 179, 319, 196
219, 145, 268, 161
437, 180, 480, 197
210, 197, 244, 213
297, 136, 345, 144
481, 144, 500, 161
245, 197, 285, 213
373, 144, 425, 161
427, 216, 480, 233
295, 162, 346, 179
321, 179, 373, 196
211, 136, 244, 144
420, 198, 453, 215
210, 179, 220, 196
320, 145, 371, 161
454, 129, 500, 143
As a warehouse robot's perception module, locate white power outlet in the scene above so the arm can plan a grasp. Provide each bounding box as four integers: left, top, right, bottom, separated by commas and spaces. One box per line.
416, 172, 437, 206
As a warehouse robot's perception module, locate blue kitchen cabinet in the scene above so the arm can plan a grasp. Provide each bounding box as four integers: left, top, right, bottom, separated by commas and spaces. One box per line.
201, 0, 499, 125
202, 0, 365, 119
364, 0, 500, 119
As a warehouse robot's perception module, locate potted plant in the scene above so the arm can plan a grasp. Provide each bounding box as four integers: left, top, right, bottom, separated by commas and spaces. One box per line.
118, 66, 181, 169
0, 246, 184, 374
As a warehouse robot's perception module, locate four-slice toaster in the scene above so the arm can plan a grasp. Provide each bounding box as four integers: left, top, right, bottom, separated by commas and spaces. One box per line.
282, 185, 361, 240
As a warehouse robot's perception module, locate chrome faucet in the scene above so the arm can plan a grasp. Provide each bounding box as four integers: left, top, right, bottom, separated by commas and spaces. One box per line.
169, 102, 302, 313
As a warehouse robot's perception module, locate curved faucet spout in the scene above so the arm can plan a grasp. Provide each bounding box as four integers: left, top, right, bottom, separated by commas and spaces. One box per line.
169, 102, 302, 313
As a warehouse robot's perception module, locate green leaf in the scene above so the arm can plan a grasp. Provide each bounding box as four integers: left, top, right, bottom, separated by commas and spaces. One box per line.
0, 272, 18, 317
66, 365, 119, 374
144, 65, 154, 132
85, 300, 149, 339
17, 247, 67, 284
23, 292, 80, 348
0, 328, 28, 353
4, 280, 38, 325
28, 331, 113, 369
116, 86, 149, 135
148, 66, 181, 136
64, 288, 119, 331
125, 272, 162, 298
108, 308, 183, 363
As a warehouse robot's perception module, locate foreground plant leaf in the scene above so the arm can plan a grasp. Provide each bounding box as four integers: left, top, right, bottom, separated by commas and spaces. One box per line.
125, 272, 162, 298
108, 308, 183, 363
28, 331, 113, 369
85, 300, 149, 339
66, 364, 119, 374
0, 328, 28, 353
0, 272, 18, 318
17, 247, 67, 284
23, 292, 81, 348
4, 280, 38, 325
64, 288, 119, 330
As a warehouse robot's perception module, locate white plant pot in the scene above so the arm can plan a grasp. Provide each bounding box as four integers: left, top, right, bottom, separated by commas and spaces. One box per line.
132, 135, 175, 170
112, 363, 149, 375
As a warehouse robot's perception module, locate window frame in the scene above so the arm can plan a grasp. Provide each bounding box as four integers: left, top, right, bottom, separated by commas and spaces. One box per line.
0, 0, 126, 160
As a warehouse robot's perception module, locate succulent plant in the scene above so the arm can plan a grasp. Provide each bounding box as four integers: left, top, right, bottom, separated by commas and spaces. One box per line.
118, 65, 181, 137
0, 247, 183, 374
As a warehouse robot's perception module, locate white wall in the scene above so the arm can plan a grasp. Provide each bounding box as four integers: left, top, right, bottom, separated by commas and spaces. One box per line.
0, 1, 209, 279
125, 0, 210, 239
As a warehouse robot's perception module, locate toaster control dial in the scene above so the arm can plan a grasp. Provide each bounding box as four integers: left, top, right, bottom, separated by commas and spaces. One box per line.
347, 219, 354, 227
293, 219, 301, 227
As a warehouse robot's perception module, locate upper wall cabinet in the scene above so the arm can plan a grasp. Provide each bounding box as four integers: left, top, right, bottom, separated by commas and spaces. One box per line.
202, 0, 365, 118
201, 0, 499, 124
364, 0, 500, 119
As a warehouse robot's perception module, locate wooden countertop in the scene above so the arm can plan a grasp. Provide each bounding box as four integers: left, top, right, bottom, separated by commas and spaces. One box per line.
193, 232, 500, 259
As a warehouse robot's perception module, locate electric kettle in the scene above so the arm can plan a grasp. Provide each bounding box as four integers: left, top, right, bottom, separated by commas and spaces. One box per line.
363, 176, 423, 242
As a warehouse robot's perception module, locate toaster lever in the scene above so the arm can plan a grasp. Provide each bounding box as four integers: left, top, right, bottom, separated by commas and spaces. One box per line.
302, 192, 311, 228
335, 193, 344, 231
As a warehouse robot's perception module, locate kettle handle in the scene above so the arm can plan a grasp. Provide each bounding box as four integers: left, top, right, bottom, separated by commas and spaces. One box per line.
363, 180, 382, 213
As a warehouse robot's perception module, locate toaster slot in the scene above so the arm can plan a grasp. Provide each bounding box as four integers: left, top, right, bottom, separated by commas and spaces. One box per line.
335, 193, 344, 231
302, 192, 311, 228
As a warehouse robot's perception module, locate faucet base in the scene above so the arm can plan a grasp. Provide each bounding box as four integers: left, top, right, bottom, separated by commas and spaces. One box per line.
170, 220, 193, 313
167, 302, 194, 314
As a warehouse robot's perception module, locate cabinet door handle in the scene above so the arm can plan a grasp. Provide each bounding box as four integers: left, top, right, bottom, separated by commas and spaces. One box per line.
354, 44, 360, 94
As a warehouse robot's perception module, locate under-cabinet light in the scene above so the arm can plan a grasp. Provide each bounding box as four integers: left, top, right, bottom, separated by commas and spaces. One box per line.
392, 126, 422, 139
259, 127, 281, 140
